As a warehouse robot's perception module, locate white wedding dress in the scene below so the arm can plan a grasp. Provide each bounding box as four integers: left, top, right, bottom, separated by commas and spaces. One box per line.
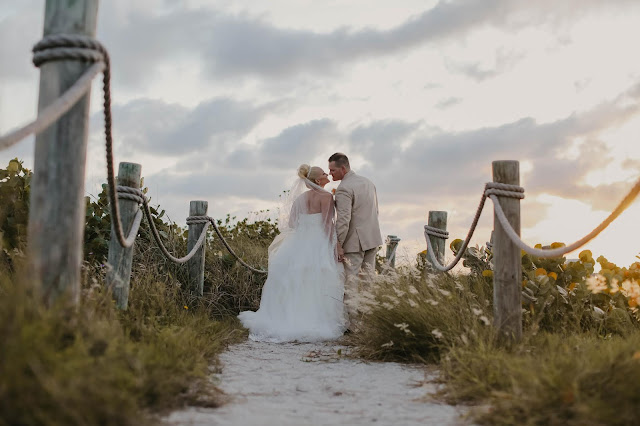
238, 185, 346, 343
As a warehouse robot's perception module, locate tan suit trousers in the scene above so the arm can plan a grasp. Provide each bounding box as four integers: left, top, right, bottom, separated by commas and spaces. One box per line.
342, 248, 377, 326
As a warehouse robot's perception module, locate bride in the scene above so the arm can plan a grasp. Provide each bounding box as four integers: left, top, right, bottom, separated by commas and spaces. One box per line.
238, 164, 346, 342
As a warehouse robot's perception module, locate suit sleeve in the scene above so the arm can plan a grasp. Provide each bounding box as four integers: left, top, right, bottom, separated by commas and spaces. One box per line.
334, 185, 352, 246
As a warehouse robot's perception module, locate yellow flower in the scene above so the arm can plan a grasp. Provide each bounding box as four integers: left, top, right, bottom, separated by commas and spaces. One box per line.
633, 351, 640, 360
482, 270, 493, 278
550, 242, 566, 249
568, 282, 577, 292
183, 305, 189, 310
547, 272, 558, 280
535, 268, 547, 277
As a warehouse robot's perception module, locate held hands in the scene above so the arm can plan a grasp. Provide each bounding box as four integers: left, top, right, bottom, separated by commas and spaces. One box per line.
337, 243, 345, 263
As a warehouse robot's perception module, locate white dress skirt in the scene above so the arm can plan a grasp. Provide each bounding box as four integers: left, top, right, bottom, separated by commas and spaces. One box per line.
238, 213, 346, 342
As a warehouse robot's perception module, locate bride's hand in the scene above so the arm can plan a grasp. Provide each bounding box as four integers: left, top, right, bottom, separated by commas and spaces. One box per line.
337, 244, 345, 262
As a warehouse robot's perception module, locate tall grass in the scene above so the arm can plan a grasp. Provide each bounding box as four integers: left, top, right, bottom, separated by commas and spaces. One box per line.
351, 266, 640, 425
0, 256, 245, 426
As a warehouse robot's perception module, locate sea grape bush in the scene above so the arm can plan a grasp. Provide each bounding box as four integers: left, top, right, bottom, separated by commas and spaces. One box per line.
441, 238, 640, 334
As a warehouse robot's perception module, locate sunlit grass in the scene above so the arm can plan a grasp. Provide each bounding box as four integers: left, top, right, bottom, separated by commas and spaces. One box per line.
351, 263, 640, 425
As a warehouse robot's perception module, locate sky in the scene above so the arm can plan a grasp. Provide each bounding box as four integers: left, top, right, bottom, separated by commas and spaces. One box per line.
1, 0, 639, 268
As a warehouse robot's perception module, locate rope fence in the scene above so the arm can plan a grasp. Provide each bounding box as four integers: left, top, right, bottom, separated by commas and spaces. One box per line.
424, 178, 640, 273
1, 14, 639, 337
0, 33, 268, 286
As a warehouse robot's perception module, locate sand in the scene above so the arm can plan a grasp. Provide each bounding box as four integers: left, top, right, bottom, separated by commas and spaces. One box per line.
166, 339, 467, 426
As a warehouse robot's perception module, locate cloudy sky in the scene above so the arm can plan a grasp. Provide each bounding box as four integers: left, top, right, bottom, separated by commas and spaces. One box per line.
1, 0, 639, 267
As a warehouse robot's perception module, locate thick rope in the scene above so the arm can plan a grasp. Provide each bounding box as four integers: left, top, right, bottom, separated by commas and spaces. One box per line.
187, 215, 268, 274
0, 62, 104, 150
422, 182, 516, 272
142, 205, 210, 264
114, 185, 209, 263
424, 225, 449, 239
424, 177, 640, 271
113, 186, 145, 248
490, 176, 640, 258
27, 34, 132, 250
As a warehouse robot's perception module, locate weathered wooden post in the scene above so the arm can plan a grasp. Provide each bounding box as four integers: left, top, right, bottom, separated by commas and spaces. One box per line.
427, 211, 448, 267
492, 160, 522, 342
106, 162, 142, 310
385, 235, 401, 268
27, 0, 99, 305
187, 201, 208, 296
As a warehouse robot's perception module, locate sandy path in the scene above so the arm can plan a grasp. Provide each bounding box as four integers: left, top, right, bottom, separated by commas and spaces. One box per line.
166, 339, 466, 426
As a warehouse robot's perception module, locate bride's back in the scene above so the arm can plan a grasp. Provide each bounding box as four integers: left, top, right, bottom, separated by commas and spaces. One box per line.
305, 190, 332, 214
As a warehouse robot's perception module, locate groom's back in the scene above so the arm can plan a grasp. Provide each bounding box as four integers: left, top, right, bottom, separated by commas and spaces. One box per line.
336, 172, 383, 252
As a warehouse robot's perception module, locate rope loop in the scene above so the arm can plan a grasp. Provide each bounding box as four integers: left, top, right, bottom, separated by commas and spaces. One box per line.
424, 225, 449, 239
32, 34, 108, 67
116, 186, 146, 204
183, 215, 267, 274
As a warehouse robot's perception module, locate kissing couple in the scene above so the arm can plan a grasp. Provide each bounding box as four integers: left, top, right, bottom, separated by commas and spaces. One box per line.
239, 152, 383, 342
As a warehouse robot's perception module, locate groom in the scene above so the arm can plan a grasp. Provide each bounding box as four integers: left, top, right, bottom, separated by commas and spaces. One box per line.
328, 153, 382, 322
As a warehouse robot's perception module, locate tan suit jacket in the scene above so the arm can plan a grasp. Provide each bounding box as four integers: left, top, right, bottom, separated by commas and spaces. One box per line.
335, 170, 383, 253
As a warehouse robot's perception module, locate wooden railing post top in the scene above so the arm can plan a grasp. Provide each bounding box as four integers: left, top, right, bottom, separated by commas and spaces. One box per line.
492, 161, 520, 185
492, 160, 520, 166
189, 200, 208, 216
119, 161, 142, 169
117, 162, 142, 188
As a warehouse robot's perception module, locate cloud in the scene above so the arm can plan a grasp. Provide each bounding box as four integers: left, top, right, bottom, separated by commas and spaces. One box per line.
349, 79, 640, 211
91, 97, 274, 157
225, 118, 340, 169
349, 120, 421, 165
5, 0, 637, 90
444, 48, 526, 82
197, 0, 639, 79
435, 97, 462, 109
0, 0, 41, 82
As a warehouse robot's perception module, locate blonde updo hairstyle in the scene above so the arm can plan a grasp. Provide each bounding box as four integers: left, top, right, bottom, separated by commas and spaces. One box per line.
297, 164, 323, 184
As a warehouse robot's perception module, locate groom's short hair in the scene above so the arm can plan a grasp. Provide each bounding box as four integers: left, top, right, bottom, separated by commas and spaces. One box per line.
328, 152, 350, 168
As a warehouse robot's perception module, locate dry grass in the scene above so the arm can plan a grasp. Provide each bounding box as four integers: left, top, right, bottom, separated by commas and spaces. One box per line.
351, 266, 640, 425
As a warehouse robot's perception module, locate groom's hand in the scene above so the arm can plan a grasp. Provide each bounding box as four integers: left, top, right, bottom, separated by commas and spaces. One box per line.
337, 245, 345, 262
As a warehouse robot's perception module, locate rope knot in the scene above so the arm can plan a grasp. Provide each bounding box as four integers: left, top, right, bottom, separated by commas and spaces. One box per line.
424, 225, 449, 239
186, 215, 211, 225
116, 186, 146, 205
32, 34, 108, 67
484, 182, 525, 199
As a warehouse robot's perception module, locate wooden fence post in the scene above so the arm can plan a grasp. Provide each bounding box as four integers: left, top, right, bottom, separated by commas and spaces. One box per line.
27, 0, 100, 305
106, 162, 142, 310
385, 235, 401, 268
427, 211, 448, 267
492, 160, 522, 342
187, 201, 208, 296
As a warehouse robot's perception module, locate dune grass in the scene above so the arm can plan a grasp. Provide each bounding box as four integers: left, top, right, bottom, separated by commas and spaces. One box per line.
350, 267, 640, 425
0, 259, 246, 426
